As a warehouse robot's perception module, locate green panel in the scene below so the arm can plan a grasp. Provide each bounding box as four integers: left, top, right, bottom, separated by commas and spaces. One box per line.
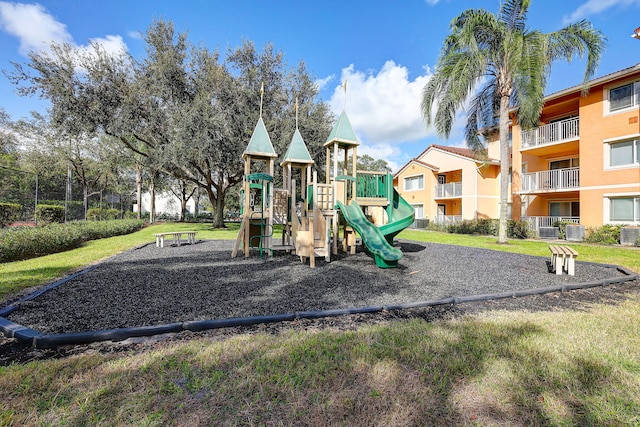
247, 173, 273, 182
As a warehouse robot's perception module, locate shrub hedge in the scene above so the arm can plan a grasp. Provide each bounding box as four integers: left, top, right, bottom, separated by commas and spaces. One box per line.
86, 207, 121, 221
0, 202, 22, 227
0, 219, 145, 263
445, 218, 533, 239
36, 204, 65, 224
584, 224, 621, 245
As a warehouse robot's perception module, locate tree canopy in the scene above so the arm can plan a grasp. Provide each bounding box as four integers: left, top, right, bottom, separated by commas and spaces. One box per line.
8, 19, 335, 227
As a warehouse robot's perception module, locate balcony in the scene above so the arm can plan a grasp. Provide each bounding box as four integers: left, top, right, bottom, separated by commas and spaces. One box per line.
520, 167, 579, 193
434, 215, 462, 225
524, 216, 580, 234
435, 182, 462, 198
521, 117, 579, 150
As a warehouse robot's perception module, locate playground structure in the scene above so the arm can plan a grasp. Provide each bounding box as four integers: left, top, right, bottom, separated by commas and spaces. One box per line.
232, 100, 415, 268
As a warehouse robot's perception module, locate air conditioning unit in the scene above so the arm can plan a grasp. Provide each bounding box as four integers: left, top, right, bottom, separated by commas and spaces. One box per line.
620, 226, 640, 246
539, 226, 559, 239
565, 224, 585, 241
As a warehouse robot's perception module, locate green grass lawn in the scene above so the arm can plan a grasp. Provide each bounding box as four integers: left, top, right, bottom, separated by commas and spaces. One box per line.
1, 224, 639, 426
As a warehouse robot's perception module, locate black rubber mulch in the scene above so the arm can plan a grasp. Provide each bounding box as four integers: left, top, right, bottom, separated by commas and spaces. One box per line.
4, 239, 632, 335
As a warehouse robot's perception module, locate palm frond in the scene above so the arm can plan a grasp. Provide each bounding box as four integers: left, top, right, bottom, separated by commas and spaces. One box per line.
548, 20, 607, 89
499, 0, 531, 31
512, 30, 547, 129
465, 80, 498, 153
422, 50, 488, 138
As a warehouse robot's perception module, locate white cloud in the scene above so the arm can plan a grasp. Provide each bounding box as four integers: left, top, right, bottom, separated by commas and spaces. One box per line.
314, 74, 334, 92
325, 60, 471, 170
0, 1, 72, 54
328, 61, 433, 146
127, 30, 143, 40
84, 35, 128, 58
562, 0, 639, 24
425, 0, 440, 5
0, 1, 127, 57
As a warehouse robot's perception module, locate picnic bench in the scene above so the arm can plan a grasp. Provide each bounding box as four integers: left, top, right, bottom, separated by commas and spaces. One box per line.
154, 231, 197, 248
548, 245, 579, 276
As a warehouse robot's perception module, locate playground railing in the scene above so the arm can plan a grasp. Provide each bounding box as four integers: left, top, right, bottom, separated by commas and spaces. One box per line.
355, 171, 389, 200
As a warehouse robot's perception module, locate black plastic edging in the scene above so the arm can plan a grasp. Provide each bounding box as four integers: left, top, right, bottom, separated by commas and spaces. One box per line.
33, 323, 184, 349
183, 313, 297, 332
1, 261, 637, 349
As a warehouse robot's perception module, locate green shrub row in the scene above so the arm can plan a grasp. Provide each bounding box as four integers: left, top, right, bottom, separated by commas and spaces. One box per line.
36, 204, 65, 224
584, 224, 621, 245
0, 202, 22, 227
0, 219, 145, 263
426, 219, 533, 239
86, 207, 122, 221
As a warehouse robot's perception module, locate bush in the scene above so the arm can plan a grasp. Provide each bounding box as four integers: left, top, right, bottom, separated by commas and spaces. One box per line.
508, 220, 533, 239
86, 208, 121, 221
0, 219, 145, 262
584, 224, 621, 245
426, 222, 447, 232
445, 218, 532, 239
0, 202, 22, 227
36, 204, 65, 224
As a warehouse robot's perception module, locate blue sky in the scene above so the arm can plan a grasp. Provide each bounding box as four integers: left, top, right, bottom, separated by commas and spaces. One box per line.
1, 0, 640, 171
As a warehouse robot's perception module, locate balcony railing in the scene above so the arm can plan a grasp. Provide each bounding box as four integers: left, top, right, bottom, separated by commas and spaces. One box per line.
521, 117, 579, 149
524, 216, 580, 233
521, 167, 579, 193
435, 182, 462, 198
434, 215, 462, 225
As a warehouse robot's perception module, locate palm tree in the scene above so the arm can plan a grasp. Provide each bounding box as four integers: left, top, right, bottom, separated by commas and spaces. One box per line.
421, 0, 606, 243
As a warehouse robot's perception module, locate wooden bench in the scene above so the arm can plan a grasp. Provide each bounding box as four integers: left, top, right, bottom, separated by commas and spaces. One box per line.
154, 231, 197, 248
548, 245, 579, 276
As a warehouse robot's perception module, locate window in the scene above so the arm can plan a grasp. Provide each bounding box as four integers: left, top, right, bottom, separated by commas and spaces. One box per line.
550, 158, 579, 170
404, 175, 424, 191
608, 81, 640, 113
549, 201, 580, 217
610, 197, 640, 222
609, 139, 639, 167
411, 204, 424, 219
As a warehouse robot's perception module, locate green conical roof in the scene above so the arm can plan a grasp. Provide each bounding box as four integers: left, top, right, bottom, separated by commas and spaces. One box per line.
282, 128, 314, 165
243, 117, 277, 159
324, 111, 360, 147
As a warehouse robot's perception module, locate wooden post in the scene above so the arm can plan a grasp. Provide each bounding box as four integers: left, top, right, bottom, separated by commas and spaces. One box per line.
243, 156, 251, 257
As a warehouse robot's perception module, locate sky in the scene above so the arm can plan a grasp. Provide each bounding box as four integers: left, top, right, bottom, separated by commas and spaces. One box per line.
1, 0, 640, 172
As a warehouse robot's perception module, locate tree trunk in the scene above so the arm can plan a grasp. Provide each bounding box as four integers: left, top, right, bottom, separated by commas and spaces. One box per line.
135, 163, 143, 220
213, 187, 226, 228
180, 197, 187, 222
149, 173, 156, 224
83, 184, 89, 221
498, 94, 511, 244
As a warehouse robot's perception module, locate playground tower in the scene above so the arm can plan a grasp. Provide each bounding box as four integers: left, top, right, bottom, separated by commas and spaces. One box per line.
232, 89, 415, 268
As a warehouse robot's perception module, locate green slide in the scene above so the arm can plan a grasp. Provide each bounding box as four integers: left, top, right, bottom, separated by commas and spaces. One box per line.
336, 191, 414, 268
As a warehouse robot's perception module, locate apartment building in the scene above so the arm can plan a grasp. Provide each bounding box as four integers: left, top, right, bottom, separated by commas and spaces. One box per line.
511, 63, 640, 231
395, 64, 640, 231
394, 144, 500, 225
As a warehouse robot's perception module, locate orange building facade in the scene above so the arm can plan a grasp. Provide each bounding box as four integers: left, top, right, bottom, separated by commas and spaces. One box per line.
509, 64, 640, 231
394, 145, 500, 225
396, 64, 640, 231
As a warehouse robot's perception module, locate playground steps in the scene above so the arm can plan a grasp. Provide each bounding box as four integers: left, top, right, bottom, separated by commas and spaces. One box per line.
355, 197, 389, 207
271, 244, 295, 252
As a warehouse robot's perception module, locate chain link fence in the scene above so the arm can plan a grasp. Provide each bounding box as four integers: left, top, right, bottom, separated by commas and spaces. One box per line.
0, 166, 134, 224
